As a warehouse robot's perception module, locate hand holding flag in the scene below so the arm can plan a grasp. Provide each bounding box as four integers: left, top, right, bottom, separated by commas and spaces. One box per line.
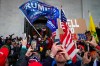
59, 9, 79, 63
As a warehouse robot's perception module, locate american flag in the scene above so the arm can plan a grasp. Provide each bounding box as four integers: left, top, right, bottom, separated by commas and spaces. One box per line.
60, 9, 77, 63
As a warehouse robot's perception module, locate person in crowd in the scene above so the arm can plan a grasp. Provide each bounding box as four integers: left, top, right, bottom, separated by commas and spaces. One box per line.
0, 44, 10, 66
74, 31, 100, 66
8, 40, 20, 66
86, 37, 100, 50
81, 52, 91, 66
85, 31, 100, 50
0, 36, 3, 47
76, 42, 100, 66
42, 42, 75, 66
16, 39, 42, 66
85, 31, 93, 41
89, 50, 100, 66
81, 50, 100, 66
5, 38, 12, 51
47, 36, 53, 50
1, 31, 100, 66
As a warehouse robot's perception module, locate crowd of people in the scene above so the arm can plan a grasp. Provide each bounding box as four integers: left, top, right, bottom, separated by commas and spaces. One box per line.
0, 30, 100, 66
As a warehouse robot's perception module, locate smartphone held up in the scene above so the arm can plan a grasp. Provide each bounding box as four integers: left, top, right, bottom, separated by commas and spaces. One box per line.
31, 40, 37, 52
22, 33, 27, 40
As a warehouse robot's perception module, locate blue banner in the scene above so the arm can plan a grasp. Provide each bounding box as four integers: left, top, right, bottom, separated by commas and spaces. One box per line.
46, 20, 56, 32
45, 8, 59, 29
19, 0, 59, 23
78, 34, 86, 40
45, 7, 59, 19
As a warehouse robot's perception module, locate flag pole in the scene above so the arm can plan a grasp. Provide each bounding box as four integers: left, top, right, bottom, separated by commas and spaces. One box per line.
27, 20, 42, 37
20, 9, 42, 37
74, 40, 77, 49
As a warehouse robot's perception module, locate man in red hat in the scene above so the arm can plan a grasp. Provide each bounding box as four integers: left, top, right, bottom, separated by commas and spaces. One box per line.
0, 45, 10, 66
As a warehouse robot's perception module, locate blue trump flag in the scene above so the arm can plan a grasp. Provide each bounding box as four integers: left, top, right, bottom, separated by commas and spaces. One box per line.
45, 7, 59, 29
46, 20, 56, 32
19, 0, 59, 29
19, 0, 53, 23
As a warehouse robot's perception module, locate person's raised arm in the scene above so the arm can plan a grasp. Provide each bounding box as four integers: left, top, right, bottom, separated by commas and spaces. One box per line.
86, 37, 100, 50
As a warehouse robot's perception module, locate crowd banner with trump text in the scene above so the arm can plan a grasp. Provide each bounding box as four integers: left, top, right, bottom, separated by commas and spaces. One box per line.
19, 0, 59, 24
19, 0, 59, 37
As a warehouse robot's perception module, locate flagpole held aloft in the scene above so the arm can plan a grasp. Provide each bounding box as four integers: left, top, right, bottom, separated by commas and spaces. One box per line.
19, 5, 42, 38
27, 19, 42, 38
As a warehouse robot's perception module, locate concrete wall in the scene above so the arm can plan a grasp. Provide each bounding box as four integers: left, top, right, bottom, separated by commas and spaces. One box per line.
43, 0, 82, 19
0, 0, 27, 38
83, 0, 100, 27
44, 0, 100, 27
0, 0, 100, 38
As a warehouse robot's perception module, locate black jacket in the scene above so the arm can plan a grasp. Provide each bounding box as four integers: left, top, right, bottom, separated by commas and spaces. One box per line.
42, 56, 76, 66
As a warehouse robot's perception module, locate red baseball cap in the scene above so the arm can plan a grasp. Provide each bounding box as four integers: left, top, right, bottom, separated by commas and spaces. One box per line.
29, 62, 42, 66
0, 47, 9, 66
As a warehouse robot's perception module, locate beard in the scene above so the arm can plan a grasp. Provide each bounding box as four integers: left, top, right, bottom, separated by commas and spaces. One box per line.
57, 61, 66, 63
56, 59, 66, 63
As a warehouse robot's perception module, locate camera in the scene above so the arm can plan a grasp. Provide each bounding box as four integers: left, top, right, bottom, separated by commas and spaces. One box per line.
54, 39, 61, 45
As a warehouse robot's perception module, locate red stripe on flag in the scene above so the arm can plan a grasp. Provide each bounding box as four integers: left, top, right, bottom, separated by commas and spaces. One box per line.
67, 44, 76, 55
59, 9, 77, 63
72, 55, 77, 63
